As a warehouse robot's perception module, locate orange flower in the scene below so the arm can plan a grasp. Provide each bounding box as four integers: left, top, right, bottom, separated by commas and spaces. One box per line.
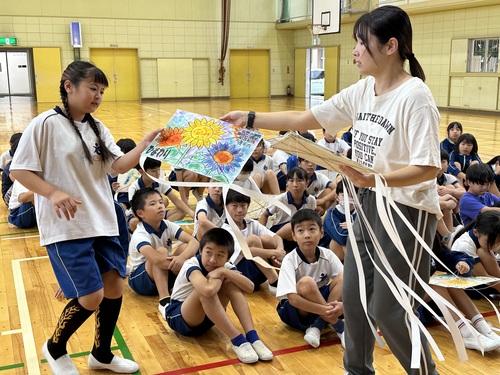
213, 150, 234, 165
157, 128, 184, 148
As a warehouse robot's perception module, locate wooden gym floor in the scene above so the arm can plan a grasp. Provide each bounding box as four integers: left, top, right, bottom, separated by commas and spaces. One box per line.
0, 96, 499, 375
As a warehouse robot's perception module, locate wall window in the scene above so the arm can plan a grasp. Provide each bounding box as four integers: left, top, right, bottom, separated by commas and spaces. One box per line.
467, 38, 499, 73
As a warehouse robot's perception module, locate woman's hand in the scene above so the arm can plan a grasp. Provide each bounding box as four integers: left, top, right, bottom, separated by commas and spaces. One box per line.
339, 165, 375, 188
48, 190, 82, 220
220, 111, 248, 128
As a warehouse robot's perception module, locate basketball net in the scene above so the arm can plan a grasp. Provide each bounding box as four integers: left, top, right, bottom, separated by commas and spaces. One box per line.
308, 24, 326, 46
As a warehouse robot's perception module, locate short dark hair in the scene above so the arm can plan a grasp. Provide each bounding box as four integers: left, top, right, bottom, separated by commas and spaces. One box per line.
9, 132, 22, 145
440, 148, 450, 163
225, 189, 251, 205
241, 157, 254, 172
299, 131, 316, 143
136, 157, 161, 171
454, 133, 478, 155
476, 211, 500, 250
486, 155, 500, 165
116, 138, 136, 154
130, 187, 162, 219
291, 209, 323, 231
447, 121, 463, 134
286, 167, 308, 181
335, 179, 345, 195
466, 163, 494, 184
199, 228, 235, 258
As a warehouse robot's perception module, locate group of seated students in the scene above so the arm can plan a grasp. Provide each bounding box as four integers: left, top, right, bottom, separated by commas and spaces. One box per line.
2, 122, 500, 363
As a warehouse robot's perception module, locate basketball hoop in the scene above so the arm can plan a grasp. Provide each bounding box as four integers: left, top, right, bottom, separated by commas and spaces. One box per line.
308, 24, 327, 46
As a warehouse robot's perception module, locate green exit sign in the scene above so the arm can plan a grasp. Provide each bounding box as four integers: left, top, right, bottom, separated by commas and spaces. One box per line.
0, 37, 18, 46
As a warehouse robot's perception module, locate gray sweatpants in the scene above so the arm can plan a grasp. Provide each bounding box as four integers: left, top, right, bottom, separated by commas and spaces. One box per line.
343, 190, 438, 375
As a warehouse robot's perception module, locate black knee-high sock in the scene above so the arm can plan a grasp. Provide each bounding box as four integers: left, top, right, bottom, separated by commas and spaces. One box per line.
91, 296, 122, 363
48, 298, 94, 359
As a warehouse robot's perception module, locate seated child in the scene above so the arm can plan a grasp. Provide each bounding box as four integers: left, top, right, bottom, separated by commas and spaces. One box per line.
2, 136, 21, 206
276, 209, 344, 348
250, 139, 280, 195
429, 235, 500, 351
8, 180, 36, 228
485, 155, 500, 194
298, 157, 337, 216
286, 132, 316, 172
458, 163, 500, 226
440, 121, 463, 155
128, 157, 194, 232
0, 132, 22, 171
259, 167, 316, 250
109, 138, 137, 211
451, 210, 500, 293
447, 133, 482, 186
193, 180, 225, 241
316, 128, 350, 182
233, 158, 261, 193
222, 189, 285, 294
341, 126, 352, 147
272, 148, 290, 191
165, 228, 273, 364
322, 180, 356, 262
128, 188, 199, 320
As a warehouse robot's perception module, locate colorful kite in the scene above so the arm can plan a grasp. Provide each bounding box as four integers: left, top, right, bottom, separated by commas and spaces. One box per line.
142, 110, 263, 184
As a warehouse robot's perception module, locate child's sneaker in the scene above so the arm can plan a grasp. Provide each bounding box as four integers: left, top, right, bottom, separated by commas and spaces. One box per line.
42, 340, 79, 375
88, 353, 139, 373
232, 342, 259, 363
463, 334, 500, 352
484, 331, 500, 346
336, 331, 345, 349
251, 340, 273, 361
304, 327, 321, 348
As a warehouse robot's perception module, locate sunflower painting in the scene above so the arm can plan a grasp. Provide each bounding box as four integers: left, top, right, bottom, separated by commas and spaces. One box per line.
142, 109, 263, 184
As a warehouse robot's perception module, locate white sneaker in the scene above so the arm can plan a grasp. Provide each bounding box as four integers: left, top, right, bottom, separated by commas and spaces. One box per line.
232, 342, 259, 364
268, 283, 277, 296
442, 225, 464, 249
251, 340, 273, 361
484, 331, 500, 346
158, 301, 170, 321
336, 331, 346, 349
42, 340, 79, 375
304, 327, 321, 348
125, 265, 132, 277
463, 334, 500, 352
88, 353, 139, 373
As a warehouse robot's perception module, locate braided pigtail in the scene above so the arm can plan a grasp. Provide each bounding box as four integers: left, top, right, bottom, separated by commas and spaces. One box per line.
86, 114, 115, 163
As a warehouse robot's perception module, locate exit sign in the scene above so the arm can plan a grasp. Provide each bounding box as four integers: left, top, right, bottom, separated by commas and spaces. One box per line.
0, 38, 18, 46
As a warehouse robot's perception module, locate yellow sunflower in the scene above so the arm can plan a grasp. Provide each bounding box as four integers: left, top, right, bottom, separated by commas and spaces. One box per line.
183, 117, 225, 149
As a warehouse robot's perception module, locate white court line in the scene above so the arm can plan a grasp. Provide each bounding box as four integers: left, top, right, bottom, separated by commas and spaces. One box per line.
2, 328, 22, 335
11, 255, 48, 375
2, 234, 40, 241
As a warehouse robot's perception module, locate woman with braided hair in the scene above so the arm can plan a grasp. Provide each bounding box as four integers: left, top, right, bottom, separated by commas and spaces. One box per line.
11, 61, 160, 374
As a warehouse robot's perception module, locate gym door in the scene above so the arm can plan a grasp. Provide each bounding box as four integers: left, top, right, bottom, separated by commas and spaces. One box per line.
230, 50, 269, 98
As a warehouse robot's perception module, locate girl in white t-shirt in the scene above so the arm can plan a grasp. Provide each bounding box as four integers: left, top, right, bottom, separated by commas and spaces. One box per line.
10, 61, 160, 375
222, 6, 441, 374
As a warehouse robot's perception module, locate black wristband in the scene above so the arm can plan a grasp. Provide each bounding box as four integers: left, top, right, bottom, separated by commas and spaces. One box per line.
246, 111, 255, 129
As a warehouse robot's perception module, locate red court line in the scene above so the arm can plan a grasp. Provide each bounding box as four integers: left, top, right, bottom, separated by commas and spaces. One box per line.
155, 309, 499, 375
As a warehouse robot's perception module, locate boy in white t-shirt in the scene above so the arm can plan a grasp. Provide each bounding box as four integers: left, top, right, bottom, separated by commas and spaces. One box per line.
193, 180, 226, 241
128, 157, 194, 232
128, 188, 199, 320
298, 157, 337, 216
251, 139, 280, 195
276, 209, 344, 348
316, 128, 350, 182
165, 228, 273, 364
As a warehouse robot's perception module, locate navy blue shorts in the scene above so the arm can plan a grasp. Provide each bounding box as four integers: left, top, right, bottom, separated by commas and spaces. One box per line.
323, 209, 348, 246
276, 284, 331, 331
165, 300, 215, 336
236, 258, 267, 290
128, 262, 177, 296
46, 236, 126, 299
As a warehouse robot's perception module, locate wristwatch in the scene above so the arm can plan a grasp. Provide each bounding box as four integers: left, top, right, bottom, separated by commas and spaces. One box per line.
246, 111, 255, 129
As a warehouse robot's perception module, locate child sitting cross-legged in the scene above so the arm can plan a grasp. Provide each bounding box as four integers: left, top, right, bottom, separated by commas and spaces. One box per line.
165, 228, 273, 363
276, 209, 345, 348
128, 188, 200, 320
222, 189, 286, 295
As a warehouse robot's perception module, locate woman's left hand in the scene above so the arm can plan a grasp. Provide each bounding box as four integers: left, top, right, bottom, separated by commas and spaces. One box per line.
339, 165, 375, 188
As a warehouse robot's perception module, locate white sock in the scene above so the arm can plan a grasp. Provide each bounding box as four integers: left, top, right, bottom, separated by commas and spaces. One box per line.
471, 314, 492, 335
457, 319, 474, 338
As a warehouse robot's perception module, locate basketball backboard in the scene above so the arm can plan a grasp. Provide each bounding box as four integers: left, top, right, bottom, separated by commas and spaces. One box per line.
312, 0, 341, 35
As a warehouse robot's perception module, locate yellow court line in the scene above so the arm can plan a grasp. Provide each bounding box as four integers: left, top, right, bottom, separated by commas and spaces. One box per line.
11, 256, 49, 375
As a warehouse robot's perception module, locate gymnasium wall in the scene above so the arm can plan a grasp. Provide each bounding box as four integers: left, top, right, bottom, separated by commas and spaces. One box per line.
0, 0, 295, 98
